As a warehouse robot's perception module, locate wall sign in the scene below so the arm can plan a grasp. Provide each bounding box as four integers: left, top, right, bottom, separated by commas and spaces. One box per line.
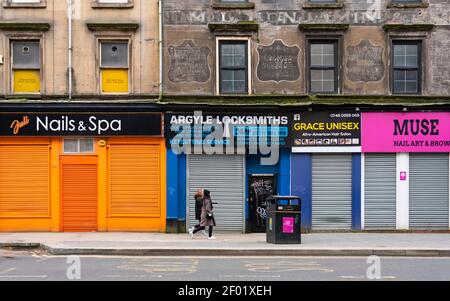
291, 112, 361, 153
0, 113, 162, 137
362, 113, 450, 153
257, 40, 300, 82
346, 40, 385, 82
165, 112, 291, 150
168, 40, 211, 83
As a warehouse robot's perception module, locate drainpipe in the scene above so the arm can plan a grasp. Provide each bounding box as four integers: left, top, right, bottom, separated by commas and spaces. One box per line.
68, 0, 73, 100
158, 0, 163, 102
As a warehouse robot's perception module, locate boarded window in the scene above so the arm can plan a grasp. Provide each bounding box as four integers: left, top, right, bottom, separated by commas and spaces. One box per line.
0, 144, 50, 217
12, 41, 41, 93
100, 41, 129, 93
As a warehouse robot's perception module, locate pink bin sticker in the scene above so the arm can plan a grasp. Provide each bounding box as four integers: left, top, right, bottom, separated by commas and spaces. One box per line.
282, 217, 294, 234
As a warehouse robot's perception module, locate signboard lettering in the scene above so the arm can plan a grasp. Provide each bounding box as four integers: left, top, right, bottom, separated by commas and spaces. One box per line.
0, 113, 162, 137
362, 113, 450, 152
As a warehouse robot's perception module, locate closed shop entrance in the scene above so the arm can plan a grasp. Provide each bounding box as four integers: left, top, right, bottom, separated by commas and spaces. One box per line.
312, 154, 352, 230
0, 112, 165, 232
364, 154, 397, 229
410, 153, 449, 230
187, 155, 245, 232
60, 138, 98, 232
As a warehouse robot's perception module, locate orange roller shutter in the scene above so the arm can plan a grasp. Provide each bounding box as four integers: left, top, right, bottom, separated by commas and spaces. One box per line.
109, 144, 161, 217
61, 162, 98, 232
0, 144, 50, 218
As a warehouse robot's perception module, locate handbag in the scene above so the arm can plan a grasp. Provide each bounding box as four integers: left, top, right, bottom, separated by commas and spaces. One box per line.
206, 212, 214, 219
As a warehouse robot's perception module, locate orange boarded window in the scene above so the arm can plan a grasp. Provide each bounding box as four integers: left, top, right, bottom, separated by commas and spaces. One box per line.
109, 144, 161, 216
0, 144, 49, 217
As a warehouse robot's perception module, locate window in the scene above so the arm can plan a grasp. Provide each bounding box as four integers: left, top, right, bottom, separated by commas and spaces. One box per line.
309, 0, 337, 3
100, 41, 129, 94
219, 40, 248, 94
11, 40, 41, 94
392, 41, 421, 94
92, 0, 133, 7
98, 0, 128, 2
4, 0, 46, 7
308, 40, 338, 94
63, 138, 94, 154
392, 0, 421, 3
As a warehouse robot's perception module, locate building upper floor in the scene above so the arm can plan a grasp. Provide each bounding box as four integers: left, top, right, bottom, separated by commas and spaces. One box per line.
163, 0, 450, 99
0, 0, 160, 98
0, 0, 449, 103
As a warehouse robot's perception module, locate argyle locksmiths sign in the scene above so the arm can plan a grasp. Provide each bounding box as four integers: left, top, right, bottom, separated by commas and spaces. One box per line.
291, 112, 361, 153
165, 112, 291, 149
0, 113, 162, 136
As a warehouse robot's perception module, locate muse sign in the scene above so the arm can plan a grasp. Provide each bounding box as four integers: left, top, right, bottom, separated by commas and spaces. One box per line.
362, 112, 450, 152
0, 113, 162, 137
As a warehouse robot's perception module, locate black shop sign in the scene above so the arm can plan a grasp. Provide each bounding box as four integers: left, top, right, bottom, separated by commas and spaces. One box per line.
0, 113, 162, 136
165, 112, 291, 149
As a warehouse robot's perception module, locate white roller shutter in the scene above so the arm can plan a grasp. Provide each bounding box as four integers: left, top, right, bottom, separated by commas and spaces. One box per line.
364, 154, 397, 229
409, 154, 449, 230
312, 154, 352, 230
187, 155, 245, 232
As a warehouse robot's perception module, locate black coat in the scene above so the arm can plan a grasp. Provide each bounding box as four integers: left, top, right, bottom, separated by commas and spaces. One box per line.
195, 195, 203, 220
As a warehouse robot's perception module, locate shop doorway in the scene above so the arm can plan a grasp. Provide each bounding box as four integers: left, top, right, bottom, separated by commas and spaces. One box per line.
60, 138, 98, 232
248, 175, 276, 233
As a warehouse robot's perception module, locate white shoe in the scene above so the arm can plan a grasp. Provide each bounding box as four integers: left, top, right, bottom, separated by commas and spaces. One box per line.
201, 230, 208, 237
208, 236, 216, 240
188, 227, 194, 239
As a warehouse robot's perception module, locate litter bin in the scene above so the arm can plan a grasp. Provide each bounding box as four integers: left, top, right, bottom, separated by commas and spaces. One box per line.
266, 196, 301, 244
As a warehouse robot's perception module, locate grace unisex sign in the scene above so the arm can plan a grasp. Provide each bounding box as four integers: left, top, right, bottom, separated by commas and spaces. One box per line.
0, 113, 162, 136
291, 112, 361, 153
362, 112, 450, 152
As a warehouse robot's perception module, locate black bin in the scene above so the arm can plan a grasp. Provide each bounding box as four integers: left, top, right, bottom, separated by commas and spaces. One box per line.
266, 196, 301, 244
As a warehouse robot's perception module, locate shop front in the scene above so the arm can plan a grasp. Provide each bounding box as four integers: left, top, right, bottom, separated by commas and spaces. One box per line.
362, 112, 450, 230
165, 111, 291, 233
290, 112, 362, 231
0, 111, 166, 232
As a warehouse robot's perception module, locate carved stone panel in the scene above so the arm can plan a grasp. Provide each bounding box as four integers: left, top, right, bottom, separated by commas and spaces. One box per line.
346, 40, 385, 82
168, 40, 210, 83
257, 40, 300, 82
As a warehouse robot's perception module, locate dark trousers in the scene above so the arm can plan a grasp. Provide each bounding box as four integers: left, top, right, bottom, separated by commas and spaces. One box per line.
193, 225, 213, 237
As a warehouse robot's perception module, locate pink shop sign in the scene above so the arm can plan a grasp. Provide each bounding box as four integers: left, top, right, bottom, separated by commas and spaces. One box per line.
362, 113, 450, 153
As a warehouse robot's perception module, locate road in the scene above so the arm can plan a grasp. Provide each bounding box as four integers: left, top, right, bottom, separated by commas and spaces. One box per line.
1, 249, 450, 281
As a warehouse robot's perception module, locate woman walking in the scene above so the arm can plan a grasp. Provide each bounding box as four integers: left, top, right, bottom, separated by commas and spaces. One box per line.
190, 189, 207, 237
189, 189, 216, 240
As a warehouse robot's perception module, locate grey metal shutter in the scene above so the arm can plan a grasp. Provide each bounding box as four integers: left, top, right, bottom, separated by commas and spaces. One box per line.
410, 154, 449, 229
187, 155, 245, 232
312, 154, 352, 230
364, 154, 397, 229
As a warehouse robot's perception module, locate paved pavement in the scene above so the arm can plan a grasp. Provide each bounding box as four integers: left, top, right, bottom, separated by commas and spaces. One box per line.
1, 232, 450, 256
1, 251, 450, 281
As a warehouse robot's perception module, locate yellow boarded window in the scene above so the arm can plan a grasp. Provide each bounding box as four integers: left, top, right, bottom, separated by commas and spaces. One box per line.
101, 69, 129, 93
100, 41, 129, 93
12, 41, 41, 94
13, 70, 41, 93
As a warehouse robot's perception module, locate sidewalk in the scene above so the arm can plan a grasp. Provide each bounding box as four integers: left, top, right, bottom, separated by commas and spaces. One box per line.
1, 232, 450, 257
